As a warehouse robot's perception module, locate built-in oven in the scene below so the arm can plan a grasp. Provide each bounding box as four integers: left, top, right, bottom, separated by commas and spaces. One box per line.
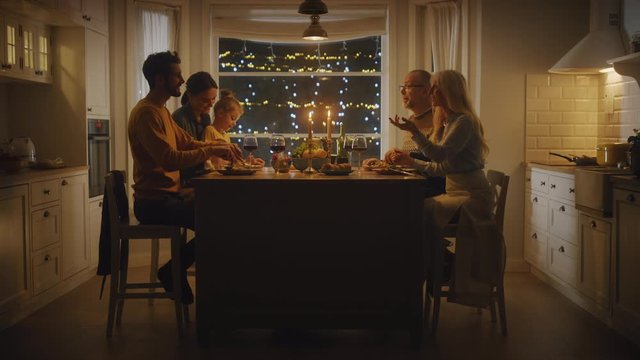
88, 119, 110, 198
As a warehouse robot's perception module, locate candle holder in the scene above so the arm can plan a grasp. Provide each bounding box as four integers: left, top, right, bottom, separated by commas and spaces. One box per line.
303, 137, 317, 174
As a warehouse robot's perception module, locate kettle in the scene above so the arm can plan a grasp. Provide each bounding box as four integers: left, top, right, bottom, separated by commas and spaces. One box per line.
10, 137, 36, 162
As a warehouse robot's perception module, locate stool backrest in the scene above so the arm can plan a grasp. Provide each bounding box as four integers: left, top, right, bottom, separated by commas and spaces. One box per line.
486, 170, 510, 233
105, 170, 130, 230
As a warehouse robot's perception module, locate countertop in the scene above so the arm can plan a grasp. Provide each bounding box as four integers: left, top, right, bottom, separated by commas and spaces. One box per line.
0, 165, 88, 188
526, 161, 578, 175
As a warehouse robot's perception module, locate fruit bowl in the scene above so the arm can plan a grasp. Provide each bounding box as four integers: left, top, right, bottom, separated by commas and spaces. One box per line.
291, 157, 330, 171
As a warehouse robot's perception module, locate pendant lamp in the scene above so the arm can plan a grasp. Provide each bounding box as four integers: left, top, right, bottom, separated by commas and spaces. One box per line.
298, 0, 328, 41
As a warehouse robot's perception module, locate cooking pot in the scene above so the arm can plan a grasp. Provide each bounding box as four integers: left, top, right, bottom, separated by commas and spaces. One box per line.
9, 137, 36, 162
549, 152, 598, 166
596, 143, 629, 167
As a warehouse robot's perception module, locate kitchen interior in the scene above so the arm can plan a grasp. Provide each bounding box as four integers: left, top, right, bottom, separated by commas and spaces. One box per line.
1, 0, 640, 358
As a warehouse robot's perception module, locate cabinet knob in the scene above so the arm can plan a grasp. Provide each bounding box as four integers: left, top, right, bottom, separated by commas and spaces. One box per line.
43, 189, 50, 195
1, 63, 12, 69
526, 177, 531, 182
540, 181, 546, 187
61, 180, 68, 186
44, 210, 49, 218
550, 184, 556, 189
559, 246, 565, 253
87, 107, 92, 112
559, 205, 565, 212
533, 197, 538, 203
532, 233, 537, 239
44, 255, 50, 262
569, 188, 575, 193
628, 194, 636, 203
590, 220, 597, 229
99, 201, 103, 208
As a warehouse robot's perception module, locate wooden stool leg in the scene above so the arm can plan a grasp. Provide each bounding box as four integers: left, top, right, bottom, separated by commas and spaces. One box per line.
116, 239, 130, 325
170, 233, 184, 337
149, 238, 159, 305
497, 282, 508, 335
106, 238, 121, 337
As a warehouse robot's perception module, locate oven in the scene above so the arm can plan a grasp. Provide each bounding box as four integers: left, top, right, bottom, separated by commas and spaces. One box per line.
88, 119, 110, 198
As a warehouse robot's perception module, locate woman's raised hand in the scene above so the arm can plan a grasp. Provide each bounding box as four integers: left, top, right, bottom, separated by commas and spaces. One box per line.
389, 115, 419, 136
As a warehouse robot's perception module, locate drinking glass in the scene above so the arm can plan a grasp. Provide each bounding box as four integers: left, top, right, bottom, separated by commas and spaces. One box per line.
269, 134, 286, 173
243, 135, 258, 165
343, 135, 353, 166
351, 135, 367, 173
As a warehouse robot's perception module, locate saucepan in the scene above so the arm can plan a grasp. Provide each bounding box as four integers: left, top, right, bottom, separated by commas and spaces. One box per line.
549, 152, 598, 166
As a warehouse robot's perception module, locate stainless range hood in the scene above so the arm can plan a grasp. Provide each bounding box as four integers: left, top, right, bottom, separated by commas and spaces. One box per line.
549, 0, 625, 74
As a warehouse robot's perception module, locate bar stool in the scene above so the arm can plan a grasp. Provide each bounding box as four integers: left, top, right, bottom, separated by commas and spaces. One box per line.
104, 171, 188, 337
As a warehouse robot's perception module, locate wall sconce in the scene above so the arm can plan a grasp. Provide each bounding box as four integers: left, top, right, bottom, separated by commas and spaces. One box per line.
298, 0, 328, 41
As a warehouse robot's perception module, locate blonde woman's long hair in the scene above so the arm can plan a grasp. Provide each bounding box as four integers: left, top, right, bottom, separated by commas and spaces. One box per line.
430, 70, 489, 159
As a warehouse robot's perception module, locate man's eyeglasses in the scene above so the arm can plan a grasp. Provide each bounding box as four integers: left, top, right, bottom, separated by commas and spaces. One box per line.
399, 85, 426, 91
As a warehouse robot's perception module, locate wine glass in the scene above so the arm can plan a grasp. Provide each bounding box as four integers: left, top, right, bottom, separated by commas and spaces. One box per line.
343, 135, 353, 165
243, 135, 258, 166
351, 135, 367, 174
269, 134, 286, 173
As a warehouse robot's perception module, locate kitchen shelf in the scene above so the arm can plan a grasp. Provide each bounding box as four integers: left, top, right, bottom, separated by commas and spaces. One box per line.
607, 52, 640, 85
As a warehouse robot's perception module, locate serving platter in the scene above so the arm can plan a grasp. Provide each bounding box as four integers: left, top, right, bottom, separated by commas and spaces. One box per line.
216, 168, 257, 176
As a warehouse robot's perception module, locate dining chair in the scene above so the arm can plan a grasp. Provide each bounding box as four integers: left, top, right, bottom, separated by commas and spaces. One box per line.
104, 171, 188, 338
425, 169, 510, 336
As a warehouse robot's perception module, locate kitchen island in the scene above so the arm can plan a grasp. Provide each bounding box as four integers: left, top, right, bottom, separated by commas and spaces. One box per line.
192, 168, 425, 346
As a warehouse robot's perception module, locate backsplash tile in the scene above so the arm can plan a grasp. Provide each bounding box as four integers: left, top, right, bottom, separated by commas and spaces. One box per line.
526, 72, 640, 163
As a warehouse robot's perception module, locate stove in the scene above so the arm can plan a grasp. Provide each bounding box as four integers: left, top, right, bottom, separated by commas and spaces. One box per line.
575, 166, 631, 217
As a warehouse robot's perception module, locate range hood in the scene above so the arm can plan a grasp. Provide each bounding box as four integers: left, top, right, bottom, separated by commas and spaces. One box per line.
548, 0, 625, 74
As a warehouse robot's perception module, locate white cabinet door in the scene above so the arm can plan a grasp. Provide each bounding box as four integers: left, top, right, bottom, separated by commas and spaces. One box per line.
549, 236, 578, 286
60, 0, 108, 34
60, 175, 89, 279
85, 29, 109, 117
525, 191, 548, 230
549, 199, 578, 245
0, 14, 21, 78
578, 213, 611, 308
524, 225, 548, 270
88, 196, 103, 268
0, 185, 30, 314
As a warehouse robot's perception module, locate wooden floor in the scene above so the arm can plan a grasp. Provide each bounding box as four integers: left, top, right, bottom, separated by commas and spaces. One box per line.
1, 270, 639, 360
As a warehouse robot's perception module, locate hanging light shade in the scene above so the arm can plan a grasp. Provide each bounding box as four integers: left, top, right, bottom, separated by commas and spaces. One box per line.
299, 0, 328, 41
298, 0, 328, 15
303, 15, 328, 41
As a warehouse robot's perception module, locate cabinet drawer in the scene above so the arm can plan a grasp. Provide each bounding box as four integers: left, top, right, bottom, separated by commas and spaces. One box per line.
32, 246, 61, 295
31, 205, 61, 251
31, 179, 60, 206
524, 225, 547, 269
530, 171, 549, 194
549, 175, 576, 202
526, 191, 548, 230
549, 237, 578, 286
549, 199, 578, 245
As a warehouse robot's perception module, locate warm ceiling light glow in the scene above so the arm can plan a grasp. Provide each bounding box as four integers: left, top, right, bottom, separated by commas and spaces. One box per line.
303, 15, 327, 41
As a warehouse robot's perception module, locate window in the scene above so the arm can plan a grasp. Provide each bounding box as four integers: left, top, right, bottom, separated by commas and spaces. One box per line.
215, 36, 382, 163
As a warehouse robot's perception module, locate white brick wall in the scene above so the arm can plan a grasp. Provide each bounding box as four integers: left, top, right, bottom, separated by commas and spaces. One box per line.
525, 73, 640, 163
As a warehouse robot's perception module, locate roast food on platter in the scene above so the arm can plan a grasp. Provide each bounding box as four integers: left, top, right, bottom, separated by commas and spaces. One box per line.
320, 162, 352, 171
292, 140, 328, 159
362, 158, 388, 170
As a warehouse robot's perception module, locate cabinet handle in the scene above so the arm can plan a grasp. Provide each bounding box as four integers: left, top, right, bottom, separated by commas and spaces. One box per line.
559, 246, 565, 253
532, 233, 537, 239
43, 189, 50, 195
569, 188, 575, 193
533, 197, 538, 203
590, 220, 597, 229
61, 180, 68, 186
540, 181, 546, 187
627, 194, 636, 203
550, 184, 556, 189
99, 201, 103, 207
44, 210, 49, 218
87, 107, 92, 112
44, 255, 50, 262
559, 205, 565, 212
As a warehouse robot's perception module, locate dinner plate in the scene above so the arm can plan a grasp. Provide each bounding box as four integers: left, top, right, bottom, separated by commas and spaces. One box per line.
373, 167, 417, 176
216, 168, 257, 175
320, 169, 353, 176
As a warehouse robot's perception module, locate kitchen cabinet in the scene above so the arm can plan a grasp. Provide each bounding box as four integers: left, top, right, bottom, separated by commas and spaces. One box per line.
60, 174, 89, 279
59, 0, 108, 35
578, 213, 611, 308
88, 196, 103, 268
85, 29, 109, 117
0, 185, 30, 315
0, 11, 51, 83
613, 183, 640, 345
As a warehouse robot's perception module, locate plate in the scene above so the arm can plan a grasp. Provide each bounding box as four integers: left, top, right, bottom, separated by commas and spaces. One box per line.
216, 168, 257, 176
320, 169, 353, 176
373, 167, 417, 176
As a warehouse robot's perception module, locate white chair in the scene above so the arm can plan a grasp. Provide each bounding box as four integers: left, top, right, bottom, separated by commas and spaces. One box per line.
425, 169, 509, 335
104, 171, 188, 337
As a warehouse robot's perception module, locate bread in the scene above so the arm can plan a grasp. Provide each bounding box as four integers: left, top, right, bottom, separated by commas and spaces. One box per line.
321, 162, 351, 171
362, 158, 387, 169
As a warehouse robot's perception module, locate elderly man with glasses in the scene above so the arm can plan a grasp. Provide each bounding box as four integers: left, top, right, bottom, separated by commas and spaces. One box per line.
386, 69, 445, 198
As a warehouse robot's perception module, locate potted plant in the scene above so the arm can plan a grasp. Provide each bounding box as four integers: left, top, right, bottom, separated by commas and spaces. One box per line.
628, 128, 640, 177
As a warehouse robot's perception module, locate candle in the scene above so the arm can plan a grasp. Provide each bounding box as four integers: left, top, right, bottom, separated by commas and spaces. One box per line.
308, 110, 313, 142
327, 110, 332, 141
